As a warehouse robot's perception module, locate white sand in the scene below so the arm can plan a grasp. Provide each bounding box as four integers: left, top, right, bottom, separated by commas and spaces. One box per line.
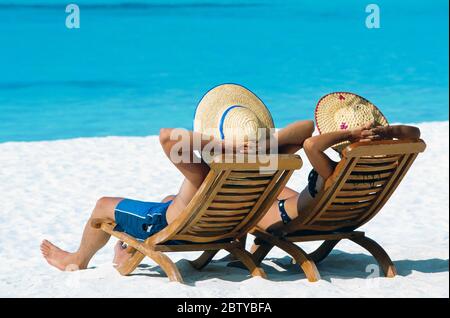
0, 121, 448, 297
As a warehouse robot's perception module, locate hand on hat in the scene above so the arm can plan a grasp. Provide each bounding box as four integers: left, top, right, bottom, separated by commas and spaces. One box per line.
239, 132, 275, 154
222, 139, 255, 154
223, 140, 267, 154
366, 125, 394, 140
349, 121, 377, 143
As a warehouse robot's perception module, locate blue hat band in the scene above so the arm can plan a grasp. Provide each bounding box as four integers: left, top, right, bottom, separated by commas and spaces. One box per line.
219, 105, 244, 140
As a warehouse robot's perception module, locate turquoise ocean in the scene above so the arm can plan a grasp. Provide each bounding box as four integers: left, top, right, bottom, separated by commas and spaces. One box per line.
0, 0, 448, 142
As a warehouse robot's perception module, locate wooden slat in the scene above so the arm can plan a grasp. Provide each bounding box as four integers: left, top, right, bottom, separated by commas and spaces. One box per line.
336, 187, 383, 197
210, 154, 302, 170
204, 208, 251, 216
172, 170, 232, 240
196, 220, 241, 228
342, 180, 386, 190
352, 154, 409, 226
147, 169, 231, 244
352, 162, 398, 172
301, 158, 358, 225
344, 139, 426, 157
347, 171, 393, 181
224, 179, 271, 186
199, 215, 246, 222
333, 194, 377, 203
173, 233, 236, 243
214, 194, 261, 202
329, 201, 372, 210
153, 242, 237, 252
228, 171, 275, 178
357, 153, 417, 226
310, 220, 356, 228
189, 226, 235, 233
218, 186, 266, 194
358, 156, 401, 164
209, 201, 256, 209
324, 208, 368, 216
319, 214, 360, 221
233, 170, 294, 235
227, 176, 272, 182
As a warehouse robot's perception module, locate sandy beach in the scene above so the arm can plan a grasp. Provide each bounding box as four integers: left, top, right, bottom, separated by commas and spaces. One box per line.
0, 121, 448, 297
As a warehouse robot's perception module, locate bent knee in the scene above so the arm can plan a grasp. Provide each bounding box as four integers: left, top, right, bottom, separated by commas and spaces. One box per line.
159, 128, 172, 145
306, 120, 315, 135
95, 196, 112, 210
162, 195, 176, 203
93, 196, 121, 219
303, 138, 314, 151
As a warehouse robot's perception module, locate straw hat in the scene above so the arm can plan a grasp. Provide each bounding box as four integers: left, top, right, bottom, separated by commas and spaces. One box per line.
315, 92, 389, 152
193, 84, 274, 141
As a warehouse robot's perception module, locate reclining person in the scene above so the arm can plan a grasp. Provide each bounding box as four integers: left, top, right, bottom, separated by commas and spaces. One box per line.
255, 93, 421, 232
40, 85, 315, 271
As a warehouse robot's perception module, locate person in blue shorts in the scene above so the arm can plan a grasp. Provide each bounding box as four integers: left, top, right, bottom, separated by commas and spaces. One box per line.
40, 84, 315, 272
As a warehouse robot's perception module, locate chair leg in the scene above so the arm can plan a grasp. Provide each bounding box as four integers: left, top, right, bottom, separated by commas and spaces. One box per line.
349, 235, 397, 278
251, 242, 274, 266
225, 248, 267, 279
128, 244, 183, 283
147, 251, 184, 283
216, 253, 238, 262
215, 235, 249, 263
116, 247, 184, 282
189, 251, 219, 270
254, 231, 321, 282
308, 240, 340, 263
96, 222, 184, 282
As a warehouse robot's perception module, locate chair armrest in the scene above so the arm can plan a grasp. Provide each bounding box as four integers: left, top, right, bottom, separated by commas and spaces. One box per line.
210, 154, 302, 170
343, 139, 426, 158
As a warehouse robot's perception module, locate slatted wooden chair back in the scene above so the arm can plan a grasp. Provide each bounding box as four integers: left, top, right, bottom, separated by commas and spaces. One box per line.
286, 139, 426, 233
148, 154, 302, 245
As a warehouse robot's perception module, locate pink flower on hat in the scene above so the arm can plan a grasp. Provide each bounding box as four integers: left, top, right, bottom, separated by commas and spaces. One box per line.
340, 122, 348, 130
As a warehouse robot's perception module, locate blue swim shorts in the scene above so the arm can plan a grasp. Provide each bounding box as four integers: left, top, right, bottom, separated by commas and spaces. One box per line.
113, 198, 172, 241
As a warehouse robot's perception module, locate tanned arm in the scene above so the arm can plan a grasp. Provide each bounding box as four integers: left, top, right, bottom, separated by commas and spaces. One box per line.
159, 128, 244, 188
370, 125, 421, 140
275, 120, 315, 154
303, 123, 374, 179
235, 120, 315, 155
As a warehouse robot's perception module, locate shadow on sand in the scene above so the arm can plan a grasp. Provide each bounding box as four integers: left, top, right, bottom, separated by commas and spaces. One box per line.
127, 250, 449, 285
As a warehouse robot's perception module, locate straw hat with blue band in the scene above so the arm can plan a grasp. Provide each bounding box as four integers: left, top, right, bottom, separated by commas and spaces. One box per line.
315, 92, 389, 152
194, 84, 274, 141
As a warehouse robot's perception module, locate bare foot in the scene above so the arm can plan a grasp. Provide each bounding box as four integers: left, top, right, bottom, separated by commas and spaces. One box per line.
40, 239, 83, 271
113, 241, 133, 269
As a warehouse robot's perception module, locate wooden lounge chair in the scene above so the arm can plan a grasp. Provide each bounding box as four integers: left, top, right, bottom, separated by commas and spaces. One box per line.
91, 154, 302, 283
250, 139, 426, 282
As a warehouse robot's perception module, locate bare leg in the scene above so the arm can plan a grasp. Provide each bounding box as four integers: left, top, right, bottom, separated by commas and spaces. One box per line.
257, 188, 299, 231
43, 128, 222, 271
41, 197, 123, 271
113, 240, 134, 267
161, 194, 176, 203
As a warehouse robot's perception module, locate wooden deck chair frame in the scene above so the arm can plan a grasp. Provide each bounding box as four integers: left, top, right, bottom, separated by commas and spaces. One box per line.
91, 154, 302, 283
250, 139, 426, 282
